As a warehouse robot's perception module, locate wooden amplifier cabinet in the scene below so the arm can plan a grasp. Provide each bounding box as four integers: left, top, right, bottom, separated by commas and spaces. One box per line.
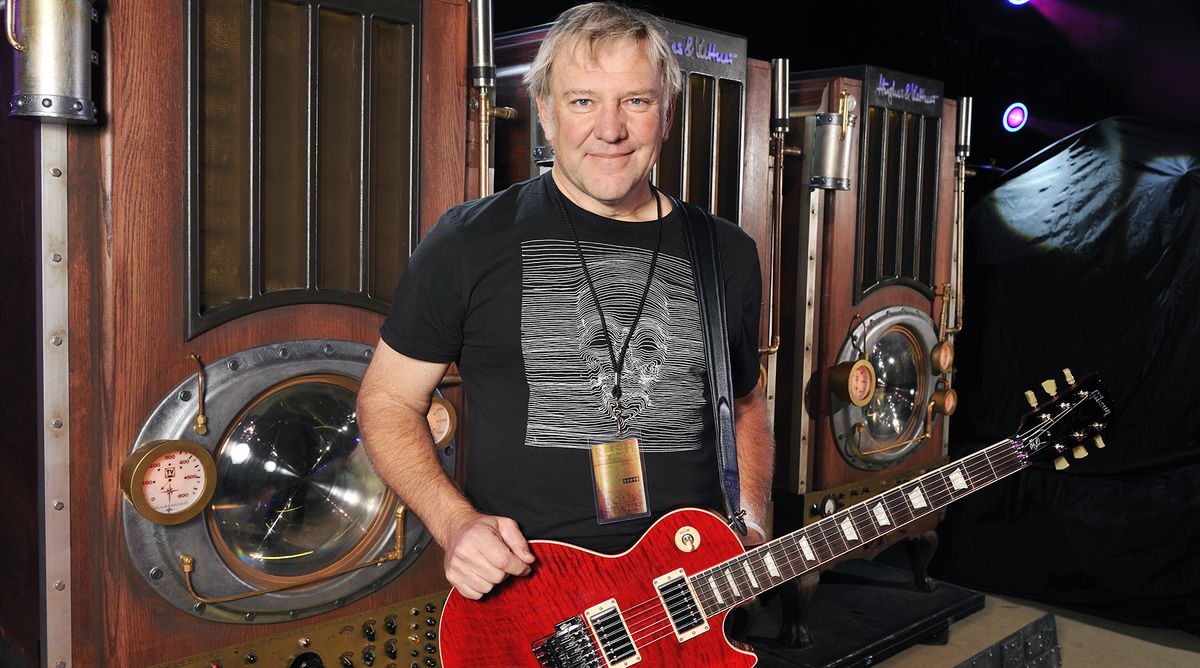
773, 66, 961, 551
7, 1, 473, 666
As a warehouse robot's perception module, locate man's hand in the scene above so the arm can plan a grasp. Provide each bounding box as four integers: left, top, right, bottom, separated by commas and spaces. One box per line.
441, 510, 536, 600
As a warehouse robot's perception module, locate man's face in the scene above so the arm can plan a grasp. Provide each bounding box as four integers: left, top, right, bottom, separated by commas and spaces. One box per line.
536, 38, 672, 219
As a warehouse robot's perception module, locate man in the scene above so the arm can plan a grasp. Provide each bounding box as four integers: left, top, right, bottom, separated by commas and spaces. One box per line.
358, 1, 774, 601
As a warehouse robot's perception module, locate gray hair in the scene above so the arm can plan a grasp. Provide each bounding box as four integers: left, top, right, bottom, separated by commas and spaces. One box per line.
523, 2, 684, 103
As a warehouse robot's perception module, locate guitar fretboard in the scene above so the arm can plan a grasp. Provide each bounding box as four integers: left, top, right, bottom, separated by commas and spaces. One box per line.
688, 439, 1027, 616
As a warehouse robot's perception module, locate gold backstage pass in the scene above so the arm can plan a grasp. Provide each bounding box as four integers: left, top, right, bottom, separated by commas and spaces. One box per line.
590, 437, 650, 524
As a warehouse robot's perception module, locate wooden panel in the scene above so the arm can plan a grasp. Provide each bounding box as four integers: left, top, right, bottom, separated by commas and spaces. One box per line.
740, 59, 773, 357
65, 1, 467, 665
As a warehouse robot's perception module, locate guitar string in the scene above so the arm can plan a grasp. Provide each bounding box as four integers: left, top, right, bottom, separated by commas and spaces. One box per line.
692, 444, 1027, 614
615, 448, 1022, 654
622, 399, 1090, 645
611, 441, 1031, 644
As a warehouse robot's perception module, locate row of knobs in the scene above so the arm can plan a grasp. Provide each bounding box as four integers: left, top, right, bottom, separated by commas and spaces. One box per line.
1023, 368, 1105, 470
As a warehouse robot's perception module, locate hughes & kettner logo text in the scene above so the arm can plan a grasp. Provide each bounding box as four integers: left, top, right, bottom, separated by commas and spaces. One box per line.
672, 35, 738, 65
875, 73, 941, 107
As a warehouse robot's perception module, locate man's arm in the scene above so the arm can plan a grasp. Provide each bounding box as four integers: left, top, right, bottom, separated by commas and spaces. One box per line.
357, 340, 535, 599
734, 387, 774, 545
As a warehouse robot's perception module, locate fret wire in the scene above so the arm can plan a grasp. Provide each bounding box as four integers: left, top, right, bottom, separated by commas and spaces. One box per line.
697, 439, 1043, 616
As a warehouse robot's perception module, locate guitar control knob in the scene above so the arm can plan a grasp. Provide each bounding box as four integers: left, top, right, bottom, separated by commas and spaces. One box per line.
1092, 434, 1106, 449
364, 623, 377, 642
424, 631, 437, 641
424, 659, 437, 667
385, 615, 398, 635
425, 603, 437, 613
385, 641, 398, 660
363, 649, 375, 666
1024, 390, 1038, 408
1041, 379, 1058, 396
244, 652, 257, 664
1053, 456, 1069, 471
1072, 445, 1088, 459
1063, 368, 1076, 385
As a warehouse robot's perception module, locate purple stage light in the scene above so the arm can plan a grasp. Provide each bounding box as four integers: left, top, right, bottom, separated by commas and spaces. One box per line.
1003, 102, 1028, 132
1007, 0, 1031, 6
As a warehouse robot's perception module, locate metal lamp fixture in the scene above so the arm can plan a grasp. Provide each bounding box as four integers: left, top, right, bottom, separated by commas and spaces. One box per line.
6, 0, 97, 123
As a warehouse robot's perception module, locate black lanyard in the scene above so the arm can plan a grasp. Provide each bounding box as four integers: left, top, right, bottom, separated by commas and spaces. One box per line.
551, 184, 664, 434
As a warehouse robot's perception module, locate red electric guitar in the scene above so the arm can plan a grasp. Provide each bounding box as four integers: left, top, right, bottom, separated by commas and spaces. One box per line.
439, 371, 1114, 666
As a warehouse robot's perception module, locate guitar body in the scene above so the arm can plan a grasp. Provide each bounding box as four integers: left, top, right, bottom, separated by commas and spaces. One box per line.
440, 508, 757, 667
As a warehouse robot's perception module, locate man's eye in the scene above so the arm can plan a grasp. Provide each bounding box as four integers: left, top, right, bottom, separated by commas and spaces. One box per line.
571, 99, 592, 107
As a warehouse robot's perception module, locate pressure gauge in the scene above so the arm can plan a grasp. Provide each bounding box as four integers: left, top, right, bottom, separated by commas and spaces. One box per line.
932, 340, 955, 374
120, 439, 217, 526
427, 396, 458, 448
829, 358, 877, 407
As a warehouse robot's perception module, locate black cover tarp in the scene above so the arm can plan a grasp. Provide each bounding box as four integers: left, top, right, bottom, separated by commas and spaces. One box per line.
930, 117, 1200, 632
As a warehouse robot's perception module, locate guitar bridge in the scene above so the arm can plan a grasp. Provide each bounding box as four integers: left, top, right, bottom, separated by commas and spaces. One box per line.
532, 615, 603, 668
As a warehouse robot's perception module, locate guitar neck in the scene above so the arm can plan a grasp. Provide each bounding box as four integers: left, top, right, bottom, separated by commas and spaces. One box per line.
689, 438, 1026, 617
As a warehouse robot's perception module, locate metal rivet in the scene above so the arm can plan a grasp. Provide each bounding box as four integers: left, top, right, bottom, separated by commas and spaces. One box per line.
50, 335, 62, 346
42, 98, 53, 108
51, 168, 62, 177
193, 602, 206, 613
149, 567, 163, 580
50, 252, 62, 263
364, 349, 373, 358
227, 359, 240, 371
50, 418, 63, 429
299, 636, 310, 647
53, 501, 64, 510
56, 662, 66, 668
290, 610, 300, 619
54, 581, 65, 591
244, 612, 256, 622
322, 344, 334, 355
278, 348, 290, 359
178, 390, 191, 401
72, 101, 83, 111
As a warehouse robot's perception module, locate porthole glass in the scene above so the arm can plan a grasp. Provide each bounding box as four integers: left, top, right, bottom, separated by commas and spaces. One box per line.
209, 375, 392, 582
863, 327, 923, 442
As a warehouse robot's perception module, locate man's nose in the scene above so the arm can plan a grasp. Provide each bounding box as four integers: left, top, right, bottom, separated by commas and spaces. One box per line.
593, 104, 628, 143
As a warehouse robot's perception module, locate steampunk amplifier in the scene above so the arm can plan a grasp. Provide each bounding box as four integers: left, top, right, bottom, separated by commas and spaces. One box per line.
774, 66, 964, 548
12, 1, 472, 666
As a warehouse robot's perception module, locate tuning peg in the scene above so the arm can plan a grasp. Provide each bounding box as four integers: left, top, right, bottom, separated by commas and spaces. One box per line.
1054, 456, 1070, 470
1092, 434, 1106, 449
1024, 390, 1038, 408
1041, 379, 1058, 396
1072, 445, 1088, 459
1063, 368, 1076, 385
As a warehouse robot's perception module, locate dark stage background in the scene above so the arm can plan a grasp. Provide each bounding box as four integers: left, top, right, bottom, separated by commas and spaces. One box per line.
494, 0, 1200, 632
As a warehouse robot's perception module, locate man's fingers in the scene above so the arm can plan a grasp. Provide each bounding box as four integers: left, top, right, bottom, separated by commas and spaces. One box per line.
497, 517, 536, 566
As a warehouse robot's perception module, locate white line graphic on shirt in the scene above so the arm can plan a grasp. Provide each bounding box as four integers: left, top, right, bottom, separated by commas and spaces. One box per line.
522, 239, 706, 452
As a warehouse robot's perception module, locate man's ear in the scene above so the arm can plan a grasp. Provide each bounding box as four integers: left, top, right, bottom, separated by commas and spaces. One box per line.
535, 95, 555, 142
661, 96, 677, 140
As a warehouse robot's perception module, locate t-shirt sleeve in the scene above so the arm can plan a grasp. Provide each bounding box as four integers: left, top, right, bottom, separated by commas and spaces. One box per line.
724, 227, 763, 398
379, 209, 467, 363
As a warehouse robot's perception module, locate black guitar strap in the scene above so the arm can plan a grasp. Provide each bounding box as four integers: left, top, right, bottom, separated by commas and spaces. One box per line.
671, 194, 747, 537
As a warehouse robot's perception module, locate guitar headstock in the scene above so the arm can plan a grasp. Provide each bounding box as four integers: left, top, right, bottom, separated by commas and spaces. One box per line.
1013, 369, 1114, 470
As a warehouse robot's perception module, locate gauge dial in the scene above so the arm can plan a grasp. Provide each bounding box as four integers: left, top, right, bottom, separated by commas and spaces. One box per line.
120, 440, 217, 526
932, 340, 955, 374
848, 362, 874, 405
427, 397, 458, 448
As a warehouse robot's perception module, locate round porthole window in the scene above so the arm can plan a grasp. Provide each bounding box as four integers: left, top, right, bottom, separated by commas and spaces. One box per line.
122, 340, 456, 622
209, 375, 394, 584
831, 308, 939, 470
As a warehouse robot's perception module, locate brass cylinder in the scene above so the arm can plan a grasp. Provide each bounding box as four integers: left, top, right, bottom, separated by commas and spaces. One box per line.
9, 0, 97, 123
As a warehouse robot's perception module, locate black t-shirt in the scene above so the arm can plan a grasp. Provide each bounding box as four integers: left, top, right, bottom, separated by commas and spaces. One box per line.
381, 173, 761, 552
